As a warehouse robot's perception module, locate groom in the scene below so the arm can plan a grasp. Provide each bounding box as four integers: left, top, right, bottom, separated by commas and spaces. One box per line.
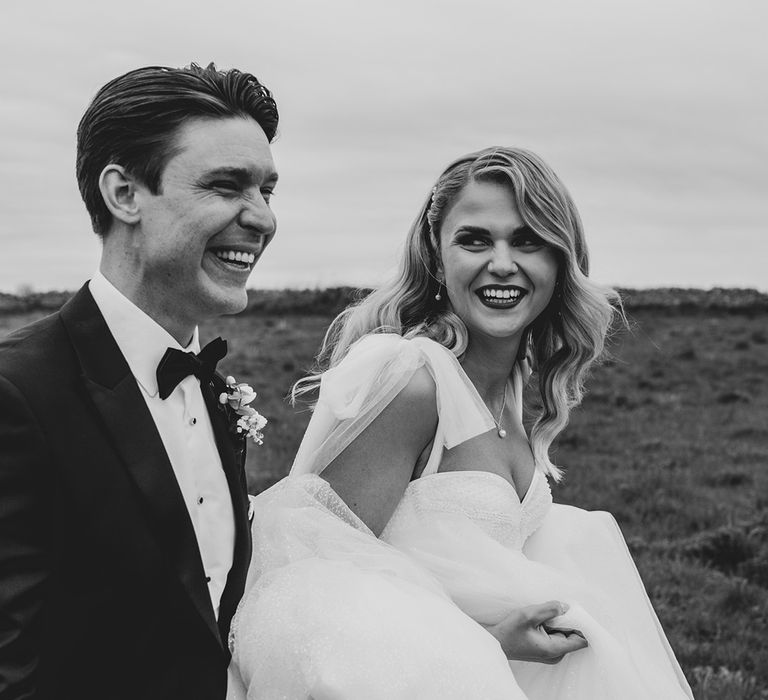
0, 64, 278, 699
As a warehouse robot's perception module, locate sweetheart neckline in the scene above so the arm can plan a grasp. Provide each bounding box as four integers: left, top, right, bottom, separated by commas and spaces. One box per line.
422, 358, 537, 500
408, 469, 541, 506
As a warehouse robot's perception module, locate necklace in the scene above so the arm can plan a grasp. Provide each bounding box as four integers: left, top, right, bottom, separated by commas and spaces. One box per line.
492, 385, 508, 439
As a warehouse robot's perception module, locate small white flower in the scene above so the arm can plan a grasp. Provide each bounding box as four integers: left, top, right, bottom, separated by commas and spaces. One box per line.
223, 382, 258, 411
236, 411, 268, 445
221, 374, 267, 445
235, 383, 257, 405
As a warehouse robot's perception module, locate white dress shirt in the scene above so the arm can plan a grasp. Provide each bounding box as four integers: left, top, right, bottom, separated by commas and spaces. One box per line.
89, 271, 235, 619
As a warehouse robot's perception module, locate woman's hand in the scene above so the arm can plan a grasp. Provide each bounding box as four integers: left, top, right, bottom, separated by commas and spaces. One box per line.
487, 601, 588, 664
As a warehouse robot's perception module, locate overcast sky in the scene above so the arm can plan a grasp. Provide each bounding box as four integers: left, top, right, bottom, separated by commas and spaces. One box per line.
1, 0, 766, 292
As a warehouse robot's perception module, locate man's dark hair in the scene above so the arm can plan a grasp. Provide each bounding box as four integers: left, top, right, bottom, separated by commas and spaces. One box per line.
76, 62, 279, 235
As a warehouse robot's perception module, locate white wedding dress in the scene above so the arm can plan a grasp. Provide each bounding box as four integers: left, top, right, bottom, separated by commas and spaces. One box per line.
229, 334, 693, 699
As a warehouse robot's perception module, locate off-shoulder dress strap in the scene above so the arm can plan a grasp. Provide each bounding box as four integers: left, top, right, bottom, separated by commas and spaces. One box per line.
419, 359, 528, 477
290, 333, 496, 477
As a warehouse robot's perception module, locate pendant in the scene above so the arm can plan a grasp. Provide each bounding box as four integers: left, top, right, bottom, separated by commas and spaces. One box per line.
497, 428, 507, 438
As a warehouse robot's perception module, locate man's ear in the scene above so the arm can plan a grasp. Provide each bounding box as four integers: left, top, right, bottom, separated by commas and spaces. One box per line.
98, 164, 141, 225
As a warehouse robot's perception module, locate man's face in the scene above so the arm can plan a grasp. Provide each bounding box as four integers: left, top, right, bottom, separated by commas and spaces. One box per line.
130, 116, 277, 334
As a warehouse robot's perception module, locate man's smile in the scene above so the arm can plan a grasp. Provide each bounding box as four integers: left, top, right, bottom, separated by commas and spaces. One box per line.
211, 248, 257, 270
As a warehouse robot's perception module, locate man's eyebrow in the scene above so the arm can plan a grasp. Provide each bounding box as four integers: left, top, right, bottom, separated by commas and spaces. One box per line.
202, 166, 279, 184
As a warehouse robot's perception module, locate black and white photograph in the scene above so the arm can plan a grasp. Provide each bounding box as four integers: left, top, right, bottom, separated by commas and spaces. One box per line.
1, 1, 766, 698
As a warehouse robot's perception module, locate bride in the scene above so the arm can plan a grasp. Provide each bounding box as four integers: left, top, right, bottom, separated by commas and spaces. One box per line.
229, 147, 694, 698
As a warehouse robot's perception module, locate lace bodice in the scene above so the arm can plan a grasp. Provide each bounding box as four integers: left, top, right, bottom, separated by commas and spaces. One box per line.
382, 469, 552, 551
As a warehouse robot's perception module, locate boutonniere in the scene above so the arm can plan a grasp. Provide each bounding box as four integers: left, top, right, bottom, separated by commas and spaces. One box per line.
217, 375, 268, 445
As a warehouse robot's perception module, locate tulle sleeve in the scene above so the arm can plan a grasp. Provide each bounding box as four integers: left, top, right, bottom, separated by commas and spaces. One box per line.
290, 333, 496, 476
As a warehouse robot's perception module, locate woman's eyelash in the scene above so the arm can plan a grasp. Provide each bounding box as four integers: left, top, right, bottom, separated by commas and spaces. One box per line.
457, 234, 488, 245
515, 232, 545, 246
454, 230, 546, 248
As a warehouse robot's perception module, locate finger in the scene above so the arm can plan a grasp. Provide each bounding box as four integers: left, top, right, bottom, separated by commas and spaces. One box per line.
542, 654, 564, 665
526, 600, 569, 626
543, 625, 586, 640
545, 633, 589, 656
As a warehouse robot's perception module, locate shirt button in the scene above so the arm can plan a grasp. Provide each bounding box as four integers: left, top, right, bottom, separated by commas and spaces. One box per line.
190, 417, 197, 425
206, 576, 211, 583
197, 497, 204, 505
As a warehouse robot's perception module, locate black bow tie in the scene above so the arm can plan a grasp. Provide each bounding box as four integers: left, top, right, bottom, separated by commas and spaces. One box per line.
156, 337, 228, 400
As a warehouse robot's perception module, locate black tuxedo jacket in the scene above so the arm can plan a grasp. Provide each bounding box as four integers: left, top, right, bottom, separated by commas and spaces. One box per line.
0, 285, 251, 700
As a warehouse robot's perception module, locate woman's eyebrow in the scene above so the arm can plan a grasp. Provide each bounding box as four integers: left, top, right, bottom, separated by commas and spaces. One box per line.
453, 225, 490, 236
453, 224, 534, 236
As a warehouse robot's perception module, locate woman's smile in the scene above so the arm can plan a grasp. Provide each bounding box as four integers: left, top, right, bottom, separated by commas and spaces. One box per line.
475, 284, 528, 309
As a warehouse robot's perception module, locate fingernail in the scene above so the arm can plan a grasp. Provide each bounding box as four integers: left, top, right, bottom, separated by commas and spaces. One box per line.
559, 603, 569, 615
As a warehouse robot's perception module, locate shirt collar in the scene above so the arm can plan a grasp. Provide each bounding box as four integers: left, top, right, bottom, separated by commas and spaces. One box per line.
89, 271, 200, 397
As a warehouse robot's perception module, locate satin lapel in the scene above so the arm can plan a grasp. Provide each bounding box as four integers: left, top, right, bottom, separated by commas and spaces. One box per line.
59, 285, 221, 644
200, 380, 251, 642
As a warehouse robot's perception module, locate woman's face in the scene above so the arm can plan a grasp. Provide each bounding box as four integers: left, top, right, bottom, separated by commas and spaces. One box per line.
438, 179, 559, 347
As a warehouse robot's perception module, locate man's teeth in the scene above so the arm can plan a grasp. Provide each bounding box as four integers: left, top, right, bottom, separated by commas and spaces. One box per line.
482, 288, 522, 300
214, 250, 256, 265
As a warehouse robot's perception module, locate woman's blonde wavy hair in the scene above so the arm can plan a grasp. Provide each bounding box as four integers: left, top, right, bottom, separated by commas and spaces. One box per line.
296, 147, 622, 480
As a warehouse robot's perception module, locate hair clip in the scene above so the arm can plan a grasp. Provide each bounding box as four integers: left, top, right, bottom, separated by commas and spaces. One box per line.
427, 185, 437, 211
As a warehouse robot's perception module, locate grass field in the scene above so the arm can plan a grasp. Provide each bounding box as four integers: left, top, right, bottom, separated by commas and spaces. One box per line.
3, 295, 767, 697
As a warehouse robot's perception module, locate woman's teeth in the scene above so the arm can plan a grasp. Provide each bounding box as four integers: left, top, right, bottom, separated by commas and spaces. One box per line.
482, 288, 522, 301
214, 250, 256, 266
477, 287, 526, 308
